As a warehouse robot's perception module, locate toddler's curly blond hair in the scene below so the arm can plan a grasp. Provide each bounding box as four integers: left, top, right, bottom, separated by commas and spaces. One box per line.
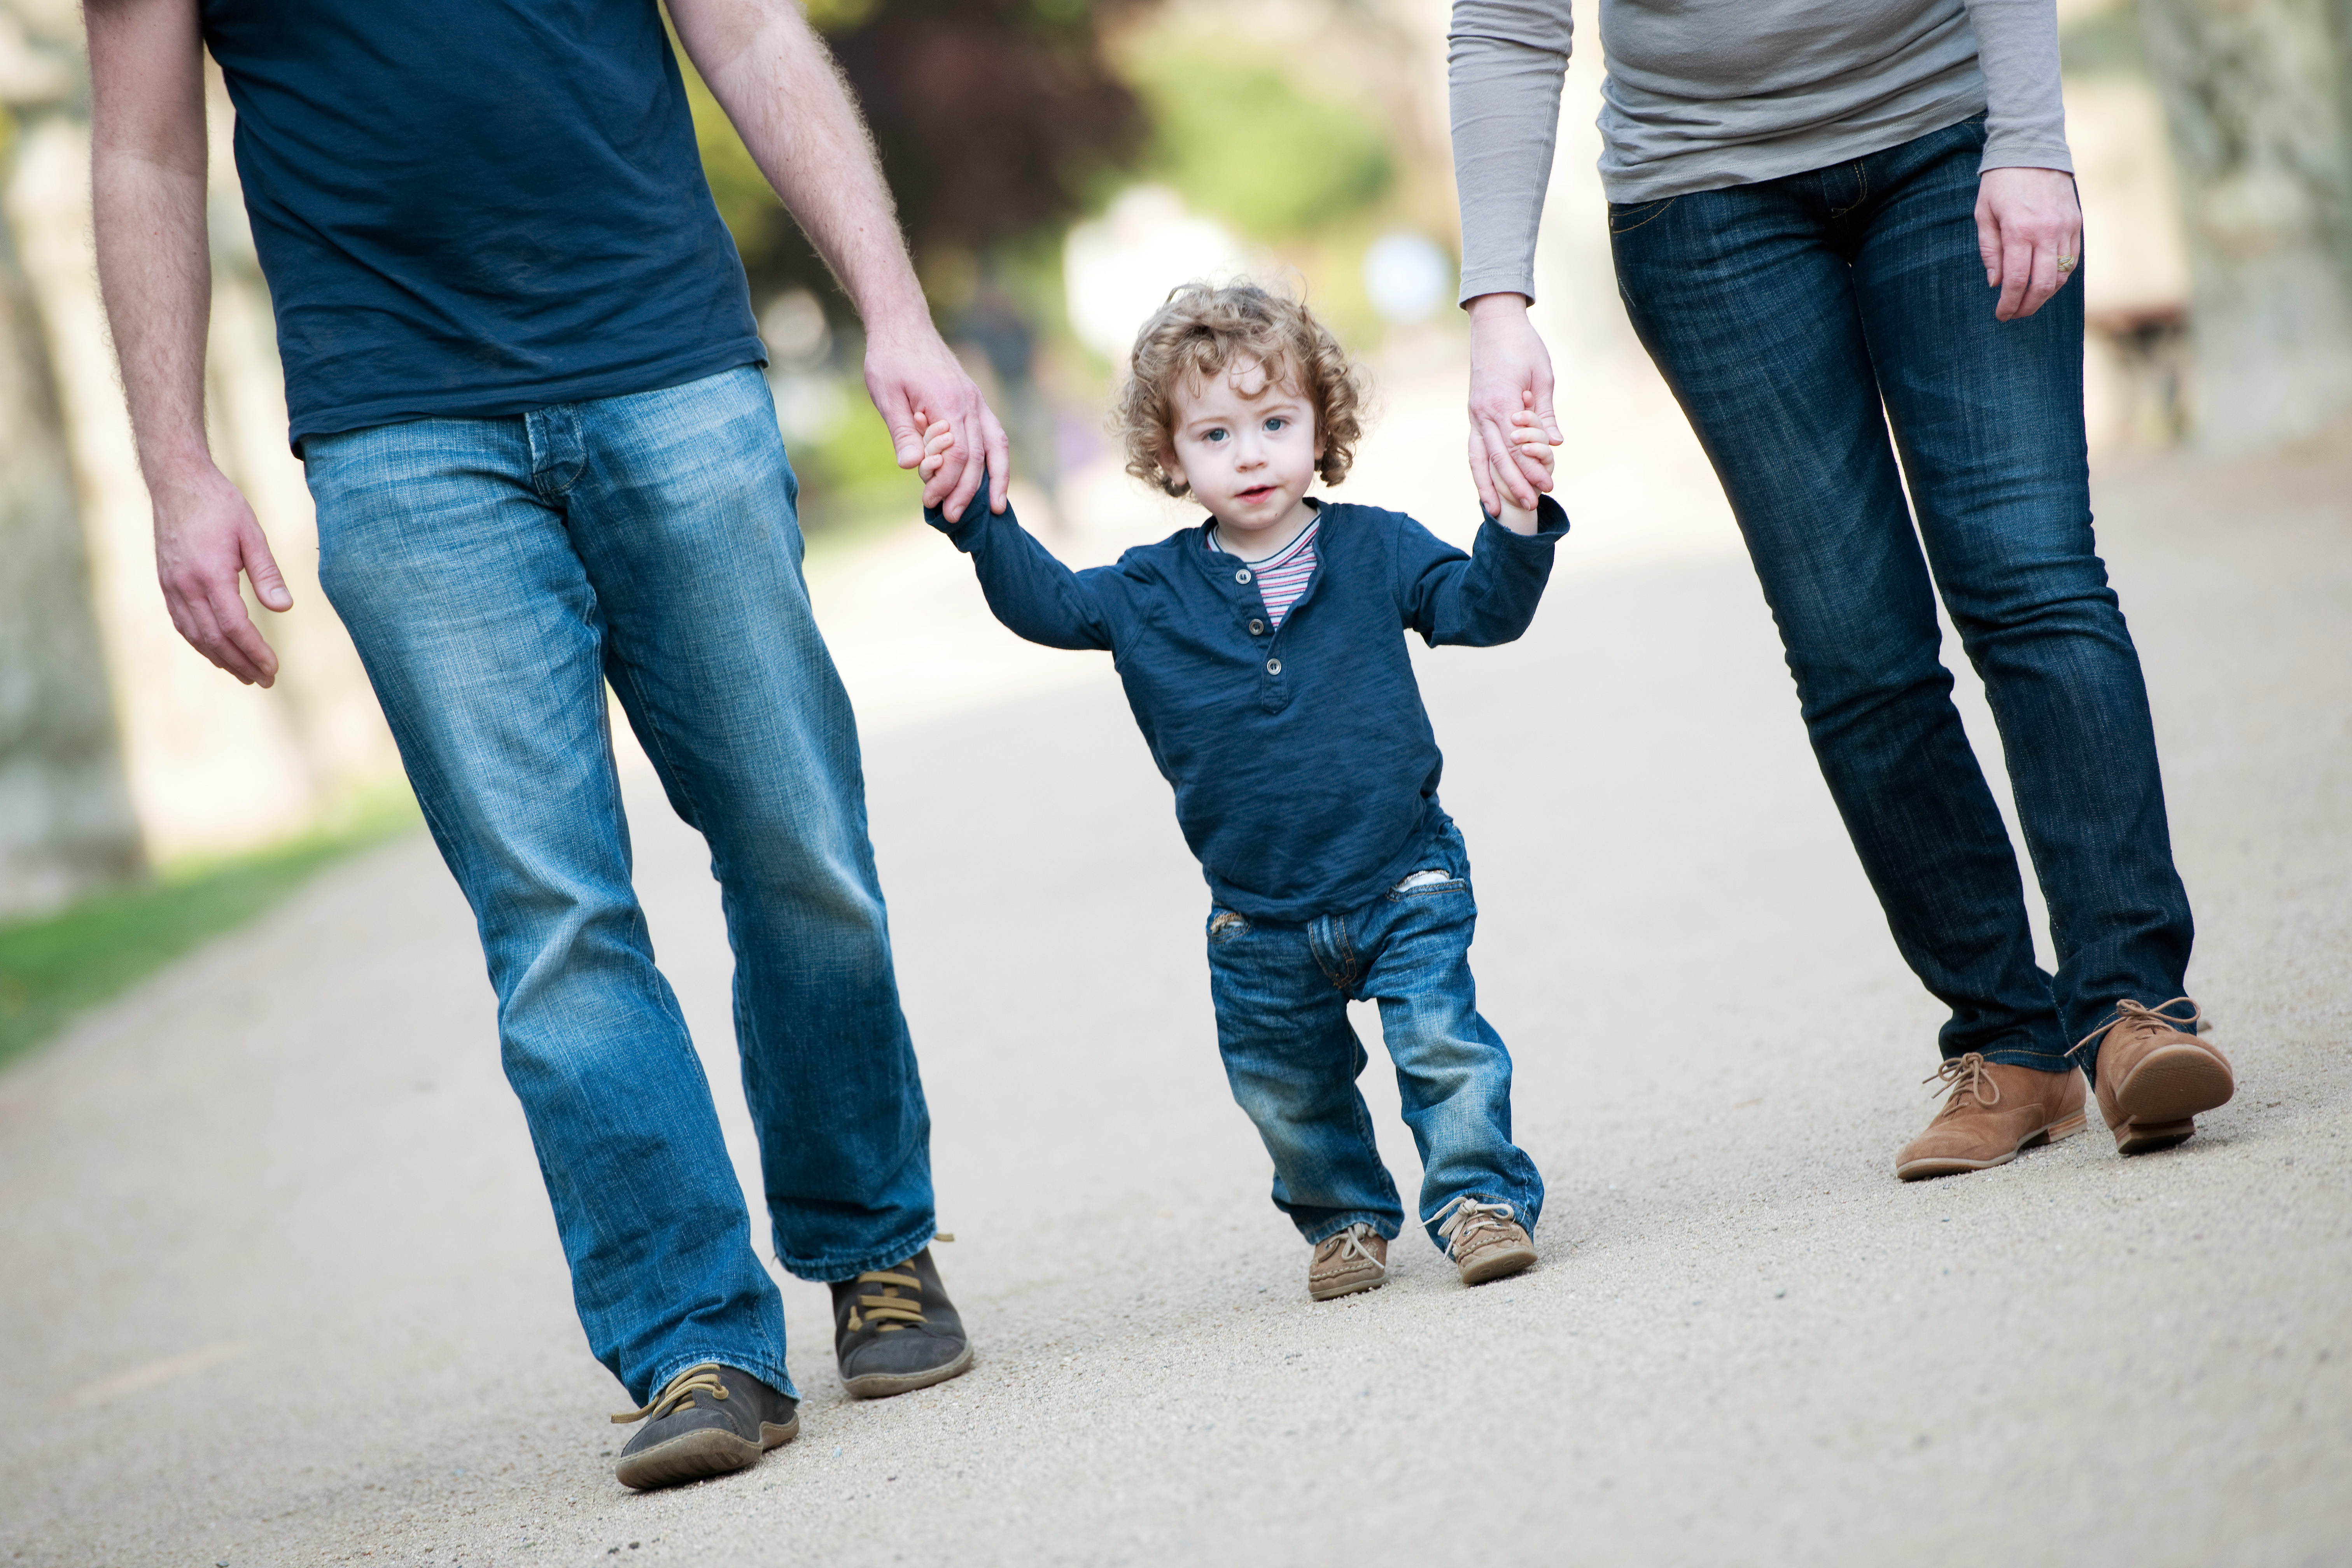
1113, 281, 1365, 498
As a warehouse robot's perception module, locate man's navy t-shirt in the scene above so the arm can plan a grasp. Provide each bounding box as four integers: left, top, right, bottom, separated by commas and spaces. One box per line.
200, 0, 764, 447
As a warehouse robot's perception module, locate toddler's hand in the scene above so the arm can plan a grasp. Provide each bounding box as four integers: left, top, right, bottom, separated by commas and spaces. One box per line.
1489, 410, 1555, 535
917, 420, 956, 487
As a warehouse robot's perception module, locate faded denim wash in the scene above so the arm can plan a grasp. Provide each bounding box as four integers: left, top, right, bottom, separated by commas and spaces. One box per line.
1206, 819, 1544, 1250
305, 366, 934, 1404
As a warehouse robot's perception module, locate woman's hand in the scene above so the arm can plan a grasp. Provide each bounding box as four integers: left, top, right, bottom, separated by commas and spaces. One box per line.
1466, 293, 1561, 514
1975, 166, 2083, 322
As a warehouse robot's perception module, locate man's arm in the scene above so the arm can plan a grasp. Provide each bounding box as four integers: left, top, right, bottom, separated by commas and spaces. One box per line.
1448, 0, 1573, 513
87, 0, 293, 687
668, 0, 1008, 515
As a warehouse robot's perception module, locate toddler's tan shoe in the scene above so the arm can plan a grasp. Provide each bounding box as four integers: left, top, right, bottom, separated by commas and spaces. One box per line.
1308, 1223, 1390, 1300
2078, 998, 2233, 1153
1894, 1053, 2086, 1181
1433, 1197, 1536, 1285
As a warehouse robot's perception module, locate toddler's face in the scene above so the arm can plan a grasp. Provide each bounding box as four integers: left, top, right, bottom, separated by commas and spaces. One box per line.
1160, 357, 1323, 546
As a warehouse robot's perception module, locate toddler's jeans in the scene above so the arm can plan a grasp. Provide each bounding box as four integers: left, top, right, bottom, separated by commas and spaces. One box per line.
1204, 818, 1545, 1252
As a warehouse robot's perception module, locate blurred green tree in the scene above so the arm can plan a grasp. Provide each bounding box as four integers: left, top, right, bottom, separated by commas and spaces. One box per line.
1123, 40, 1393, 242
686, 0, 1149, 308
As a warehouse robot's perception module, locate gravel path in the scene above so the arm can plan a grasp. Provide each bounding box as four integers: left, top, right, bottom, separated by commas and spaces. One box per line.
2, 441, 2346, 1568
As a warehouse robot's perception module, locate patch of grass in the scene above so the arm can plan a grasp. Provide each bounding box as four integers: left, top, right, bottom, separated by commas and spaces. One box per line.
0, 786, 423, 1073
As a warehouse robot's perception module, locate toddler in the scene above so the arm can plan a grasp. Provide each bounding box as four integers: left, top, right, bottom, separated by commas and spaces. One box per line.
922, 281, 1565, 1299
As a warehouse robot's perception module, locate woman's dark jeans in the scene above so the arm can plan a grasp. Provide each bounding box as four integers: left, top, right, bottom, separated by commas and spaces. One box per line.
1608, 114, 2193, 1078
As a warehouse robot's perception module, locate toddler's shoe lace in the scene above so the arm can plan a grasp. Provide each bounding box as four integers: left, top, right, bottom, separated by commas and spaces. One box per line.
1434, 1195, 1518, 1250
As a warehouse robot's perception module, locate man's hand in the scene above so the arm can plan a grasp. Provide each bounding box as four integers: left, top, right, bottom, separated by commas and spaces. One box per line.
153, 471, 292, 686
1466, 292, 1561, 515
866, 324, 1009, 516
1976, 166, 2082, 322
669, 0, 1010, 514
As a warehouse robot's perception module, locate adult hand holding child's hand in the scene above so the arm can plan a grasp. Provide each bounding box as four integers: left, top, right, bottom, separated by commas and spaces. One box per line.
917, 420, 958, 494
866, 328, 1009, 516
1489, 398, 1556, 537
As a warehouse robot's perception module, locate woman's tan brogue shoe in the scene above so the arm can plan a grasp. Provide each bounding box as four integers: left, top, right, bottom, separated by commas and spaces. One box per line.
1894, 1053, 2086, 1181
2076, 998, 2233, 1153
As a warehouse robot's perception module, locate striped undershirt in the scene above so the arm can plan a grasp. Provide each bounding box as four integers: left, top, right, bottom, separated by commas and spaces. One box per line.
1210, 517, 1320, 627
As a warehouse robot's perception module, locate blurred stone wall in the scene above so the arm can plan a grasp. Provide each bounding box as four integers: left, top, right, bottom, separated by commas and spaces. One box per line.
2137, 0, 2352, 448
0, 106, 141, 912
1, 0, 141, 916
0, 2, 397, 908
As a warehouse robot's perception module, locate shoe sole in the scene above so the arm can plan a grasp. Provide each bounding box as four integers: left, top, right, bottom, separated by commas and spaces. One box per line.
2111, 1116, 2198, 1154
1459, 1244, 1536, 1286
2110, 1043, 2234, 1127
1895, 1109, 2087, 1181
842, 1342, 974, 1400
614, 1415, 799, 1491
1310, 1270, 1389, 1302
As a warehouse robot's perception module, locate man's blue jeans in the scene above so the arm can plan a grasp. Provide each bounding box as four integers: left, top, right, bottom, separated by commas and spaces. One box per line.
1608, 115, 2194, 1077
1204, 820, 1544, 1250
305, 366, 934, 1404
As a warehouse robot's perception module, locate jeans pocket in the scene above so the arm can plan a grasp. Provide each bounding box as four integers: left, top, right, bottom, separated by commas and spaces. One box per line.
1607, 196, 1678, 235
1388, 868, 1468, 900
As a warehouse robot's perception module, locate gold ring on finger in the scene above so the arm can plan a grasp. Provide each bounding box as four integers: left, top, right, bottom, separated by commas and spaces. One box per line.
2056, 255, 2076, 273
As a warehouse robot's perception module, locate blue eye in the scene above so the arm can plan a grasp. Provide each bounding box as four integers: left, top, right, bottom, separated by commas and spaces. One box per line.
1204, 428, 1228, 443
1265, 417, 1287, 433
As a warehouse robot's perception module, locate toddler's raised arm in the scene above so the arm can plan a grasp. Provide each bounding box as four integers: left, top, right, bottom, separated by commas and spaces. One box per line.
921, 441, 1116, 653
1394, 482, 1571, 648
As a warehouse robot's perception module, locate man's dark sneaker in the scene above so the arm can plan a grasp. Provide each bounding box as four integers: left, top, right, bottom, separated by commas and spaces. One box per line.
829, 1242, 973, 1398
609, 1363, 798, 1491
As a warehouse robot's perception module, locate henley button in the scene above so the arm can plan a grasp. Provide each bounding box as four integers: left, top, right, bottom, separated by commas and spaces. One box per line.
1266, 658, 1282, 675
1235, 568, 1252, 584
1249, 618, 1265, 635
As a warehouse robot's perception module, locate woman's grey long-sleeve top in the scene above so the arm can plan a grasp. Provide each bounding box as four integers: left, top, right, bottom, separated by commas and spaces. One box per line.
1450, 0, 2075, 303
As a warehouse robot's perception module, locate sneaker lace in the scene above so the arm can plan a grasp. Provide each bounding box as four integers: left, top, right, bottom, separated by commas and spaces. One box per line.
2067, 997, 2200, 1059
1432, 1196, 1517, 1257
1924, 1052, 1999, 1115
1320, 1223, 1383, 1267
609, 1363, 728, 1426
847, 1234, 952, 1335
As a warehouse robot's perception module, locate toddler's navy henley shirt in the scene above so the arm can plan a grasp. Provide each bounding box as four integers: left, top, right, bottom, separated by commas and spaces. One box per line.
926, 491, 1570, 921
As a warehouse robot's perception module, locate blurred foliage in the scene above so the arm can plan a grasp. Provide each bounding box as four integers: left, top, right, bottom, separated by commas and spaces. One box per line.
1125, 40, 1394, 242
676, 0, 1416, 512
0, 788, 420, 1073
678, 0, 1146, 305
2060, 10, 2147, 75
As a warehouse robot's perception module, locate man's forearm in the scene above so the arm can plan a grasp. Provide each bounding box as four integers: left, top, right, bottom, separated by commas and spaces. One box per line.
670, 0, 1010, 511
670, 0, 929, 338
94, 153, 216, 487
88, 0, 219, 492
87, 0, 291, 685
